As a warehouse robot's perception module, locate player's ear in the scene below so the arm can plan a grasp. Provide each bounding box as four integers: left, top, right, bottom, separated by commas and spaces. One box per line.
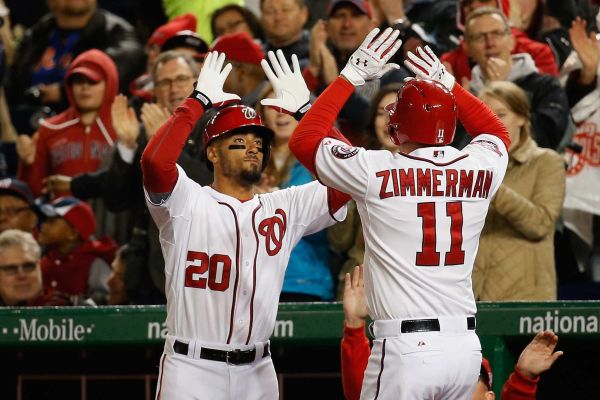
206, 144, 219, 166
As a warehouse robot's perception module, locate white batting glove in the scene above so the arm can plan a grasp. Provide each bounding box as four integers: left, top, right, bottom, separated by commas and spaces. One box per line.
190, 51, 241, 108
340, 27, 403, 86
261, 50, 311, 120
404, 46, 455, 91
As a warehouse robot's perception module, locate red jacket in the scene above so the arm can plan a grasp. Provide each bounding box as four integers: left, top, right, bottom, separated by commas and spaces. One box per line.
41, 236, 116, 297
341, 325, 539, 400
18, 49, 119, 196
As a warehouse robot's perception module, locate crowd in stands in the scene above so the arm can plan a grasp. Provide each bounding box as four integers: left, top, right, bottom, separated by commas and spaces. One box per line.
0, 0, 600, 309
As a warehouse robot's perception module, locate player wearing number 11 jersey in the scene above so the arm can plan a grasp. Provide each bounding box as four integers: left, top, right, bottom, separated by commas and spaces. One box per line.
141, 51, 348, 400
287, 29, 511, 399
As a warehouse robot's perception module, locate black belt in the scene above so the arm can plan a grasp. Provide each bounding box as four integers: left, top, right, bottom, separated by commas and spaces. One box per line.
400, 317, 476, 333
173, 340, 270, 365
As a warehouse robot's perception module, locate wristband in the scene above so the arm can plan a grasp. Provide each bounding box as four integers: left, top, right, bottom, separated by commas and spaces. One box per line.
293, 101, 312, 121
190, 90, 212, 109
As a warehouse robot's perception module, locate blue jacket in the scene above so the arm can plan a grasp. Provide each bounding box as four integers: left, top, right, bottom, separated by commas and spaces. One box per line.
281, 161, 334, 300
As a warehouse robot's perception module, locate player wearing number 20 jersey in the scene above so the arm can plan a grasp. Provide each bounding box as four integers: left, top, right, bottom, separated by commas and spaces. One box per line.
289, 73, 510, 399
141, 51, 348, 400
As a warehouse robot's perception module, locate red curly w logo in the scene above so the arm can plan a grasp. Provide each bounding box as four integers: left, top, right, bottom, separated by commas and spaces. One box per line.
258, 209, 287, 256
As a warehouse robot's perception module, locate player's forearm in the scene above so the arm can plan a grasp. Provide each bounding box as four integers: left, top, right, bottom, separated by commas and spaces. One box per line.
453, 84, 511, 150
341, 323, 370, 400
289, 77, 355, 175
501, 368, 539, 400
141, 98, 205, 193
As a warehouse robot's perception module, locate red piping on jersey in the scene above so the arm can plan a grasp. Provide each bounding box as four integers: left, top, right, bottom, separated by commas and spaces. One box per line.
374, 338, 386, 400
399, 152, 469, 167
156, 353, 166, 399
219, 201, 241, 344
453, 83, 511, 151
141, 98, 205, 193
246, 204, 262, 345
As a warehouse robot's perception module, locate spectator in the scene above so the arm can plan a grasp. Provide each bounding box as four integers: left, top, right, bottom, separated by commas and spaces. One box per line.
44, 51, 210, 304
473, 81, 565, 300
131, 13, 197, 102
328, 83, 401, 298
162, 0, 243, 43
211, 32, 267, 107
0, 229, 73, 306
441, 0, 559, 85
37, 196, 116, 305
302, 0, 380, 144
340, 265, 563, 400
261, 0, 310, 69
210, 4, 264, 42
6, 0, 143, 130
0, 178, 37, 234
463, 6, 570, 150
510, 0, 577, 68
257, 84, 334, 301
16, 49, 118, 197
107, 244, 128, 305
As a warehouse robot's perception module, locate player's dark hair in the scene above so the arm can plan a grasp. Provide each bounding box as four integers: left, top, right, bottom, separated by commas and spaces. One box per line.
478, 80, 532, 140
151, 51, 200, 84
210, 4, 265, 41
365, 83, 403, 150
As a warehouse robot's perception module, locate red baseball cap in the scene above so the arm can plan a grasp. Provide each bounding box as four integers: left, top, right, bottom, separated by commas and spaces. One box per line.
37, 197, 96, 241
66, 61, 104, 83
210, 32, 265, 65
480, 358, 493, 390
327, 0, 372, 18
148, 13, 198, 47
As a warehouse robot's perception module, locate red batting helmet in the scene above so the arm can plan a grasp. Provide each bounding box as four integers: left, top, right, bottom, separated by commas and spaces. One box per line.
385, 79, 457, 146
204, 105, 275, 170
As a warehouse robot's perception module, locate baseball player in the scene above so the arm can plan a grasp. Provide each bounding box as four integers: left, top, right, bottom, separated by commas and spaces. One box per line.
272, 28, 511, 399
140, 51, 349, 400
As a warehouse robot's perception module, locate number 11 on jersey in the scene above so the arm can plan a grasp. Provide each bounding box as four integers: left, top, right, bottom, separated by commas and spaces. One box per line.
416, 201, 465, 267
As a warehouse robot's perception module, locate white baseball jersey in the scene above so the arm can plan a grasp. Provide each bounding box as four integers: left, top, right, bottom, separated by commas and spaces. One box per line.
315, 135, 508, 320
145, 165, 345, 346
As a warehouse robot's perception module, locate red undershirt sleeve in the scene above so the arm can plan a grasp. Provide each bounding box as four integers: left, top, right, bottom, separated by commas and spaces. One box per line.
289, 77, 355, 175
141, 98, 205, 193
341, 323, 371, 400
501, 368, 539, 400
452, 83, 511, 151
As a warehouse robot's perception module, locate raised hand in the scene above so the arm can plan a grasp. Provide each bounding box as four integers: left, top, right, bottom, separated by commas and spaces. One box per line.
516, 330, 564, 379
192, 51, 241, 109
261, 50, 311, 119
485, 57, 511, 82
141, 103, 171, 139
405, 45, 456, 90
111, 94, 140, 149
343, 265, 368, 328
340, 27, 402, 86
16, 132, 38, 166
569, 17, 600, 85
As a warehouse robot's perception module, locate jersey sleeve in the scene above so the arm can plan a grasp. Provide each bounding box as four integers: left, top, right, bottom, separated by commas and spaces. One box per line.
463, 133, 509, 196
144, 164, 197, 233
314, 138, 370, 199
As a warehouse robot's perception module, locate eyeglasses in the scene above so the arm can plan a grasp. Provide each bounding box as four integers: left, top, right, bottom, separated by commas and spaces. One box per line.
468, 29, 510, 43
154, 75, 194, 91
0, 262, 38, 276
0, 206, 30, 216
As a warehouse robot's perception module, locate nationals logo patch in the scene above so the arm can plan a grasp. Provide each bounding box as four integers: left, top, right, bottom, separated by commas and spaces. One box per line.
258, 209, 287, 256
472, 139, 503, 157
331, 145, 359, 159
